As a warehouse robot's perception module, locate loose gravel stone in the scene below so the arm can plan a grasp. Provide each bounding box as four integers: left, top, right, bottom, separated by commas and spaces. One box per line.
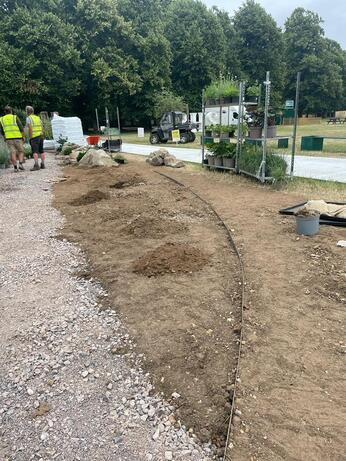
0, 157, 218, 461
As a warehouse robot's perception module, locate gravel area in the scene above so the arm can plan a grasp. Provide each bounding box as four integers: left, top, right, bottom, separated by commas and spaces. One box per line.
0, 156, 216, 461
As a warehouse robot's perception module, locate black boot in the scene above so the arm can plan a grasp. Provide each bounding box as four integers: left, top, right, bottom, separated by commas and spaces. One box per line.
31, 163, 40, 171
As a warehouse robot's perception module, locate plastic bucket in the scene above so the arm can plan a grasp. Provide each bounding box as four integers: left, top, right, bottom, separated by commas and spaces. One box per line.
296, 215, 320, 236
86, 135, 100, 145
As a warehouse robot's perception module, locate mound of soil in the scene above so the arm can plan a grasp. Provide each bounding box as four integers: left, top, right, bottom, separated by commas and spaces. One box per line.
133, 242, 208, 276
110, 174, 145, 189
69, 190, 109, 206
123, 216, 187, 238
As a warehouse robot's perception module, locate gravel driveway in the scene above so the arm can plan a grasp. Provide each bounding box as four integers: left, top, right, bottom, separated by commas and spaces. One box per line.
0, 157, 215, 461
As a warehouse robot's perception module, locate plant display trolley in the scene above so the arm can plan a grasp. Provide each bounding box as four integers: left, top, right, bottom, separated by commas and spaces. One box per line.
202, 72, 301, 183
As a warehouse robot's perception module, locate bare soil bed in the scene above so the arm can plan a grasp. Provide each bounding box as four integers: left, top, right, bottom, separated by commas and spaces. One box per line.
54, 163, 243, 451
54, 157, 346, 460
157, 167, 346, 461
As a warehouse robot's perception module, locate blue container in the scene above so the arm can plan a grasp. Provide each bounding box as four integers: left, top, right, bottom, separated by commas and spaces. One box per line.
296, 215, 320, 236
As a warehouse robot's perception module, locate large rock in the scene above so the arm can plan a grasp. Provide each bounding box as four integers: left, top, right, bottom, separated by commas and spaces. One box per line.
62, 142, 79, 155
164, 155, 185, 168
69, 148, 85, 164
79, 149, 118, 167
146, 148, 184, 167
146, 155, 164, 166
154, 148, 170, 159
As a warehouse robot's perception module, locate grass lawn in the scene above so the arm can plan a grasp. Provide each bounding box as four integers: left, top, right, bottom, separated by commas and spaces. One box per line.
124, 152, 346, 200
119, 122, 346, 158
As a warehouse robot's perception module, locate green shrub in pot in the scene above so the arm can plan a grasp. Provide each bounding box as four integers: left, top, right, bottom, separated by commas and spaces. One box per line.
24, 143, 32, 159
0, 140, 9, 167
207, 141, 236, 168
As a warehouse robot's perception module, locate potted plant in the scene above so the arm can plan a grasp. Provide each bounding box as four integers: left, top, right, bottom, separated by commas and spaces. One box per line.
206, 154, 215, 167
246, 83, 260, 103
266, 115, 277, 138
228, 127, 236, 138
204, 78, 240, 105
212, 124, 221, 138
0, 141, 9, 168
207, 141, 236, 169
205, 126, 212, 137
248, 111, 263, 139
220, 125, 230, 140
222, 144, 236, 168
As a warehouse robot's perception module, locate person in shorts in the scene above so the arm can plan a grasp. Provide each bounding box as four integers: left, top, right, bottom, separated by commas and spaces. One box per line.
0, 106, 25, 172
26, 106, 45, 170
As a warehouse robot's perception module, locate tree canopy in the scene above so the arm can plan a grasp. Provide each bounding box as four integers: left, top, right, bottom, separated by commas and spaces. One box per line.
0, 0, 345, 126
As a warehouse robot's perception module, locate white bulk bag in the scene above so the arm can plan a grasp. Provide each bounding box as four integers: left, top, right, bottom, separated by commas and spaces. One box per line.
51, 114, 86, 146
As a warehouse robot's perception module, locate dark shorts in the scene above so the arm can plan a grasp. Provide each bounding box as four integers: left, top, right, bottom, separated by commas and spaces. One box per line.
30, 136, 44, 155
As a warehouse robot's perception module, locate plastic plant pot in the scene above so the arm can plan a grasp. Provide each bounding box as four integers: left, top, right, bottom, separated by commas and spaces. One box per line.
207, 156, 215, 166
223, 157, 235, 169
214, 157, 223, 167
86, 135, 101, 146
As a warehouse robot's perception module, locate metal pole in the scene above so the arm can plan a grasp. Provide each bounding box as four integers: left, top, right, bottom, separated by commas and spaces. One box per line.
261, 71, 271, 183
95, 108, 100, 132
105, 107, 111, 155
219, 97, 222, 128
290, 72, 301, 178
202, 91, 206, 165
116, 106, 122, 141
236, 82, 245, 173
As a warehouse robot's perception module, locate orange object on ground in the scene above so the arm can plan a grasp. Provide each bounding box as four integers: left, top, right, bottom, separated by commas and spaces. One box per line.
86, 135, 100, 145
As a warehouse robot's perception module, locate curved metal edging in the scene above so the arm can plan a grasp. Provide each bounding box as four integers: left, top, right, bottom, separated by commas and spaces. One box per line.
155, 171, 245, 461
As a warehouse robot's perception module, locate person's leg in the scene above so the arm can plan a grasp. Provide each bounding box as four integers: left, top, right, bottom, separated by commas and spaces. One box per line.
15, 140, 25, 171
30, 137, 40, 171
6, 141, 18, 171
39, 137, 45, 168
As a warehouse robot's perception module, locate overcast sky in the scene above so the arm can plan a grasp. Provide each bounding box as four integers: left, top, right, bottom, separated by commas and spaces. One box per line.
203, 0, 346, 49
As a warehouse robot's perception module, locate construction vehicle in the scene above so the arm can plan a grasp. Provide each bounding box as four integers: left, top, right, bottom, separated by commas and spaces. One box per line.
149, 111, 197, 144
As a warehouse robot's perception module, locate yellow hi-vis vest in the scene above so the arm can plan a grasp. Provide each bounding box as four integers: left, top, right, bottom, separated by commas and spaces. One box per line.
29, 114, 43, 139
0, 114, 22, 139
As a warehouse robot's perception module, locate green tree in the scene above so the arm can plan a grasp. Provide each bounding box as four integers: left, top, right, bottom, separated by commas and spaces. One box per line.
152, 90, 186, 119
116, 0, 172, 125
212, 7, 242, 80
0, 3, 82, 113
233, 0, 284, 105
284, 8, 344, 115
165, 0, 228, 111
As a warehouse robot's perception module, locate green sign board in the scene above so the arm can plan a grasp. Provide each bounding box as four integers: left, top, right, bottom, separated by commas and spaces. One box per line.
285, 100, 294, 109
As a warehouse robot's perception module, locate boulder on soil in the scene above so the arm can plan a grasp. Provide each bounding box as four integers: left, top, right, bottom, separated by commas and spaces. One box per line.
147, 155, 164, 166
164, 155, 185, 168
69, 147, 86, 164
79, 148, 119, 167
62, 142, 79, 155
146, 149, 184, 168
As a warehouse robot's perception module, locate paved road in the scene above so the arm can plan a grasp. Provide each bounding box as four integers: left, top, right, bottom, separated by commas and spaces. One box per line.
122, 143, 346, 183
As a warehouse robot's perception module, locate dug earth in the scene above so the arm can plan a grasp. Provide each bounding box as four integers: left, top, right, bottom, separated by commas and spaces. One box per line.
54, 161, 243, 453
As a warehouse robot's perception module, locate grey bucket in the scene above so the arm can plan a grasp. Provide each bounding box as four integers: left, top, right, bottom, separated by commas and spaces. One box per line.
295, 215, 320, 236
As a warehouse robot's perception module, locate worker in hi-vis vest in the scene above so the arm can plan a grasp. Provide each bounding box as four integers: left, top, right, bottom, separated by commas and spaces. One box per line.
25, 106, 45, 170
0, 106, 25, 172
